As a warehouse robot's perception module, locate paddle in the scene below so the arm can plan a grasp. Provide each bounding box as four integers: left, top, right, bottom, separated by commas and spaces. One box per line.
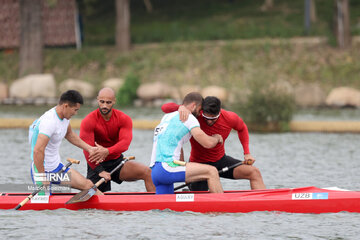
65, 156, 135, 204
14, 158, 80, 210
173, 160, 244, 191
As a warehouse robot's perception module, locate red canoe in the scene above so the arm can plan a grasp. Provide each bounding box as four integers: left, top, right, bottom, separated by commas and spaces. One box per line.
1, 186, 360, 213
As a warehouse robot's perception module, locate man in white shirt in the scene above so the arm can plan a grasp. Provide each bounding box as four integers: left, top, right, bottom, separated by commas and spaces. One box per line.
29, 90, 101, 195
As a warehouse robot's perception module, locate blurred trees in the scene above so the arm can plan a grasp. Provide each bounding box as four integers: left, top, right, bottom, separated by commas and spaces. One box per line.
78, 0, 131, 51
19, 0, 43, 76
115, 0, 131, 52
143, 0, 153, 13
334, 0, 351, 48
16, 0, 355, 72
304, 0, 317, 34
310, 0, 317, 23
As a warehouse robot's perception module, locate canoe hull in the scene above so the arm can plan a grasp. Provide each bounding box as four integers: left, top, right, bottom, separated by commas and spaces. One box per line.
1, 186, 360, 213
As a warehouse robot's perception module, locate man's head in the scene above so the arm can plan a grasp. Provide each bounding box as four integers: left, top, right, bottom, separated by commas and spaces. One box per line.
97, 87, 116, 116
58, 90, 84, 119
202, 96, 221, 126
59, 90, 84, 106
182, 92, 204, 117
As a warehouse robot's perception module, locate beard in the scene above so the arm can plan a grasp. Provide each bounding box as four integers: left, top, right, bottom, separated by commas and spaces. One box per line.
99, 106, 112, 116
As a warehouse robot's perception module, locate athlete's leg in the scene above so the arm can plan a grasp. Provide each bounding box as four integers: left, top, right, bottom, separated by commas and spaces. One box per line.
68, 168, 103, 195
233, 165, 266, 189
119, 161, 156, 192
185, 162, 223, 193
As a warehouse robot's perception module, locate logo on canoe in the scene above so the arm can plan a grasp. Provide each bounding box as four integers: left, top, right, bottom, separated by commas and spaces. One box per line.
176, 194, 194, 202
292, 192, 328, 200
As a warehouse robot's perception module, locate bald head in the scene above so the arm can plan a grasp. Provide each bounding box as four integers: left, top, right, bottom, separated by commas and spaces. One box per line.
98, 87, 116, 100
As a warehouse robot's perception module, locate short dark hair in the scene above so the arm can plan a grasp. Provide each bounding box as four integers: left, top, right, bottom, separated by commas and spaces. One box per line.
182, 92, 204, 106
59, 90, 84, 106
202, 96, 221, 115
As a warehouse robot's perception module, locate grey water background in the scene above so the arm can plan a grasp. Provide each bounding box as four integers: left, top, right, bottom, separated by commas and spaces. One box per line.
0, 106, 360, 239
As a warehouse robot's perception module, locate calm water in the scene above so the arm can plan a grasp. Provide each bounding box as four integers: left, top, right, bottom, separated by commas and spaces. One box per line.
0, 128, 360, 239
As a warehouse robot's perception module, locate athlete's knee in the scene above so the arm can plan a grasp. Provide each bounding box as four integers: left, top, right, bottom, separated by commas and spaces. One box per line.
250, 166, 262, 179
145, 167, 152, 176
141, 166, 152, 180
207, 165, 220, 179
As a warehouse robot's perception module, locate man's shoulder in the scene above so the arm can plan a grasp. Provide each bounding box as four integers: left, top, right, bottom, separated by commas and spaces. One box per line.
160, 111, 177, 124
40, 107, 55, 118
81, 110, 99, 129
187, 113, 198, 122
184, 114, 200, 128
167, 111, 179, 118
221, 109, 240, 119
113, 109, 132, 120
220, 109, 245, 129
220, 108, 233, 114
112, 109, 133, 126
39, 108, 58, 124
38, 108, 67, 132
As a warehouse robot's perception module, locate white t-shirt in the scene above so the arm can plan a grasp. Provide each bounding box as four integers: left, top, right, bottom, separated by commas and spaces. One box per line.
149, 111, 200, 167
29, 107, 69, 171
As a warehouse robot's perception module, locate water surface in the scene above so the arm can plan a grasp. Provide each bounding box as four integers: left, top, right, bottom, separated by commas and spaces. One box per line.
0, 129, 359, 239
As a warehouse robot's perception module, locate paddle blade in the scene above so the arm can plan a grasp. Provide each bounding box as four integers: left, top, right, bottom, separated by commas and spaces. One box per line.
65, 186, 97, 204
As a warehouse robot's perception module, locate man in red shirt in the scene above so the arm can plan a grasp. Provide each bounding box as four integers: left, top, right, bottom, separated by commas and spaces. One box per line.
162, 96, 265, 191
80, 88, 155, 192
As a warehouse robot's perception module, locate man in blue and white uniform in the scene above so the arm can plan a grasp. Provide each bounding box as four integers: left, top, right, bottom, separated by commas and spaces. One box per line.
150, 92, 224, 194
29, 90, 102, 195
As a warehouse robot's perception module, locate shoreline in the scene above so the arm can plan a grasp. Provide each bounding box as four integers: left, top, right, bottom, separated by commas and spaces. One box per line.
1, 118, 360, 133
0, 118, 161, 130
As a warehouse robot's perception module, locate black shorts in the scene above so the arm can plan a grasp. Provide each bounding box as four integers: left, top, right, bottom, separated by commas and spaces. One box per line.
87, 155, 124, 192
188, 155, 242, 191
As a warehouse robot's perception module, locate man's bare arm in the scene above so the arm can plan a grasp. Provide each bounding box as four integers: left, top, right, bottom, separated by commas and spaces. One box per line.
190, 127, 223, 149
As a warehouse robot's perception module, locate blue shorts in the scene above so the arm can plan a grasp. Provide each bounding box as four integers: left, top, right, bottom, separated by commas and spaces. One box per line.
30, 162, 70, 195
151, 162, 186, 194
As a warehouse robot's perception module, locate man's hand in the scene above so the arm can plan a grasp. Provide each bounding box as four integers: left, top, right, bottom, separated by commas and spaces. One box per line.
243, 154, 256, 165
178, 105, 190, 122
87, 146, 98, 158
98, 171, 111, 182
88, 142, 109, 164
212, 134, 223, 144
